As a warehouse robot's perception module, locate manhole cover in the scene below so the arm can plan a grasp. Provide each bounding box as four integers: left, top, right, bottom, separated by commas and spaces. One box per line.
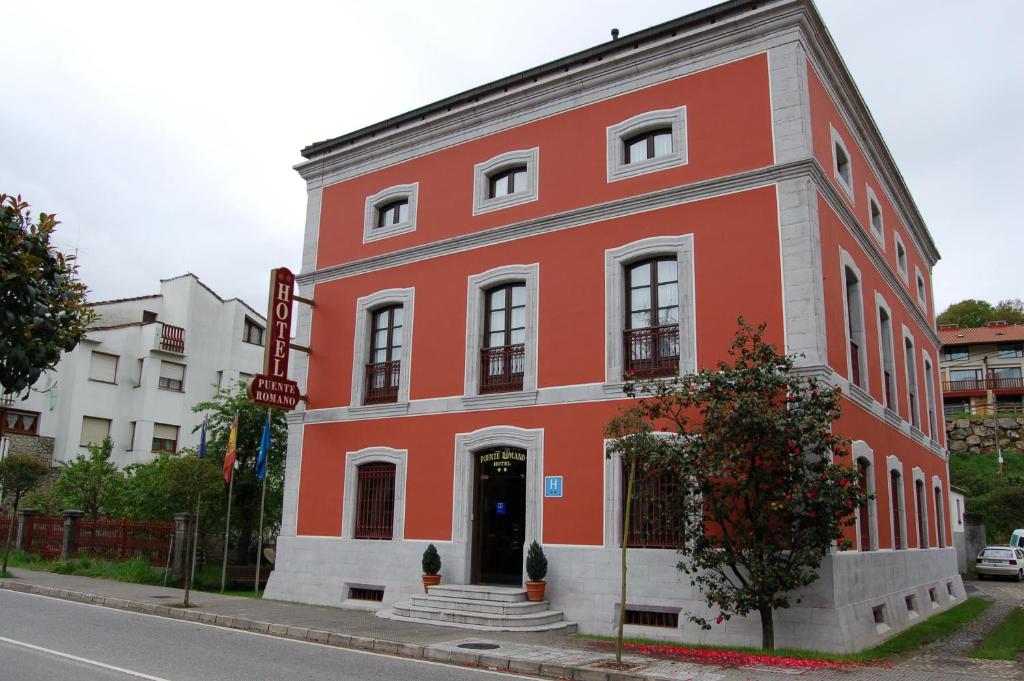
457, 643, 501, 650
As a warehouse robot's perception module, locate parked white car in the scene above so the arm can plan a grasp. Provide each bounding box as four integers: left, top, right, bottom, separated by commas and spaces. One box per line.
1011, 529, 1024, 550
976, 546, 1024, 580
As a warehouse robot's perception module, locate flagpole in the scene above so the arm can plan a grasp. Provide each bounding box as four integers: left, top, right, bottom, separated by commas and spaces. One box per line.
221, 472, 234, 593
254, 408, 271, 597
189, 417, 207, 598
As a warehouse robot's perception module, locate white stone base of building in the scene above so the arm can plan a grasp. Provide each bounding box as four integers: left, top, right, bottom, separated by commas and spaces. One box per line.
265, 536, 964, 653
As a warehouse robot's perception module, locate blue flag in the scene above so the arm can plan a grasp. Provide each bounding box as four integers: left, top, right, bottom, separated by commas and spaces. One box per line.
256, 413, 270, 481
198, 418, 207, 459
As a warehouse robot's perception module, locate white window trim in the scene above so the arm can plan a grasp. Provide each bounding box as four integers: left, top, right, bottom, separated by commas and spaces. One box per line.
911, 466, 929, 549
886, 455, 908, 551
451, 426, 543, 580
472, 148, 539, 215
865, 185, 885, 250
893, 231, 909, 284
875, 292, 899, 413
342, 447, 407, 540
839, 249, 868, 393
363, 183, 419, 243
852, 440, 879, 551
464, 264, 539, 397
350, 288, 415, 408
914, 266, 927, 313
921, 350, 938, 442
830, 125, 854, 202
606, 107, 688, 182
902, 324, 921, 430
604, 235, 696, 385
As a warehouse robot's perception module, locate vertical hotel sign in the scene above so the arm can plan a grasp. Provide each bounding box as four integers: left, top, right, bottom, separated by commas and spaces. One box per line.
247, 267, 302, 410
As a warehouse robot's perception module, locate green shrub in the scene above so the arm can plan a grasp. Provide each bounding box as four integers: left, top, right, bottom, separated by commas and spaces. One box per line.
421, 544, 441, 575
526, 541, 547, 582
52, 559, 75, 574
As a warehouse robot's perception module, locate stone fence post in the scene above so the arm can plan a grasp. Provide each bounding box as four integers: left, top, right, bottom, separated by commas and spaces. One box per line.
14, 508, 38, 551
172, 512, 193, 579
60, 510, 84, 560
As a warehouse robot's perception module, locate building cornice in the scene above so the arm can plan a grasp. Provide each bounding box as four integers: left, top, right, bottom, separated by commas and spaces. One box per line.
294, 0, 938, 269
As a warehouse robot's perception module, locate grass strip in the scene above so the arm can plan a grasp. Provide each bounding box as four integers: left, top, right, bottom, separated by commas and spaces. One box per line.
970, 606, 1024, 660
577, 597, 991, 665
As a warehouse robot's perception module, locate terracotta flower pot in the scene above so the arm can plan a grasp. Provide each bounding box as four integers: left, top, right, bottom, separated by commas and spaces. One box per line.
525, 580, 546, 602
422, 573, 441, 593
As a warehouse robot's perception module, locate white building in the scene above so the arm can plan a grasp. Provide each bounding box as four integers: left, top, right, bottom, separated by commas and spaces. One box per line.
1, 274, 266, 468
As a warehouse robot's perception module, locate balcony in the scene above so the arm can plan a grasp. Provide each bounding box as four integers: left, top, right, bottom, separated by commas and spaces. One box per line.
943, 375, 1024, 396
157, 323, 185, 354
364, 361, 400, 404
480, 344, 525, 394
624, 325, 679, 379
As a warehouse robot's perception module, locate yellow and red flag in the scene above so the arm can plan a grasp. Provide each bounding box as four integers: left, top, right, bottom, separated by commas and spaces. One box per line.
223, 413, 239, 483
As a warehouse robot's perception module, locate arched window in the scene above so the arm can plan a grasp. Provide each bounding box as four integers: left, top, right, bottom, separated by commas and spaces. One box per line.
857, 459, 872, 551
624, 128, 672, 164
890, 470, 904, 549
488, 166, 527, 199
354, 462, 396, 539
624, 257, 679, 378
480, 283, 526, 393
365, 305, 403, 404
376, 199, 409, 228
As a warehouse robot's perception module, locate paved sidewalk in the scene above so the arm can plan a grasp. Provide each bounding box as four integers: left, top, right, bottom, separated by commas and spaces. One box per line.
0, 568, 1015, 681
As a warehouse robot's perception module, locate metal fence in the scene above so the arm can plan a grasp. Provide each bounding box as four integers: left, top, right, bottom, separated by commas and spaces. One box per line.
76, 518, 175, 566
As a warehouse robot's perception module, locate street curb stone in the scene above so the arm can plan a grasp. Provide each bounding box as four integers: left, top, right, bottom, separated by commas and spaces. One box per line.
0, 579, 655, 681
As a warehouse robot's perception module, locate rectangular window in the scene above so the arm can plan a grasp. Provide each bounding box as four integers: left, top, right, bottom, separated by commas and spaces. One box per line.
878, 307, 896, 409
890, 471, 903, 550
80, 416, 111, 448
943, 345, 969, 362
88, 351, 118, 383
923, 356, 937, 438
480, 283, 526, 393
915, 480, 928, 548
904, 336, 920, 427
997, 343, 1024, 358
128, 421, 136, 451
135, 358, 144, 387
3, 409, 40, 435
243, 317, 265, 346
353, 462, 396, 539
894, 233, 908, 283
152, 423, 178, 453
623, 464, 685, 549
624, 258, 680, 378
843, 260, 866, 389
364, 305, 403, 405
158, 361, 185, 391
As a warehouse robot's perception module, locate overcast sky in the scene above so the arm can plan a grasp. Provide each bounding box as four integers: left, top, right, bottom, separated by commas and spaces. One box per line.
2, 1, 1020, 317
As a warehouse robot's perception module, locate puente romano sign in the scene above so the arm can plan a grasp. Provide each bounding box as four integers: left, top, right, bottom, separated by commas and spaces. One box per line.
247, 267, 303, 411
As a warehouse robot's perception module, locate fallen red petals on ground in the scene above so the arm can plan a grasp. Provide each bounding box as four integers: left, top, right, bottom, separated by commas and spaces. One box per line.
620, 642, 864, 670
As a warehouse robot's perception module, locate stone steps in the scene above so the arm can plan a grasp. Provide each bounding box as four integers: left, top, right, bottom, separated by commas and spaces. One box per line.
379, 583, 576, 632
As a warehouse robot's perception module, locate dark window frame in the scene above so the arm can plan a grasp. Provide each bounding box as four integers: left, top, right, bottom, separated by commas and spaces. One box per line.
623, 257, 679, 378
2, 409, 40, 435
857, 458, 871, 551
943, 345, 969, 362
487, 166, 527, 199
890, 470, 903, 550
623, 128, 672, 165
480, 283, 526, 393
364, 305, 403, 404
622, 462, 685, 549
152, 425, 178, 454
243, 317, 265, 346
353, 462, 396, 540
376, 199, 409, 228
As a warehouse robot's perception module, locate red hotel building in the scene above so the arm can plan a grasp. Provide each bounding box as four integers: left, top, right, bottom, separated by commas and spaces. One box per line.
265, 0, 962, 652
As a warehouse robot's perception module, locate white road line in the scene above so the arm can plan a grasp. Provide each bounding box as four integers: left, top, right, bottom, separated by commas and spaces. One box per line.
0, 635, 172, 680
0, 589, 537, 680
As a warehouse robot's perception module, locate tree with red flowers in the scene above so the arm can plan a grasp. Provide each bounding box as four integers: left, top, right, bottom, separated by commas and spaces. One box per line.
607, 320, 868, 651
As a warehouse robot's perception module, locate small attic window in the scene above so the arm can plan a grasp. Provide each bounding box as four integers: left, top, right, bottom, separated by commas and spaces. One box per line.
830, 126, 854, 200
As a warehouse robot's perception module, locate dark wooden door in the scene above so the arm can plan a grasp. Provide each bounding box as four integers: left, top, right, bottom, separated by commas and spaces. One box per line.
472, 448, 527, 585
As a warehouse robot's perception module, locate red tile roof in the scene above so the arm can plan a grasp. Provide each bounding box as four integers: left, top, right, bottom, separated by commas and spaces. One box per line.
939, 324, 1024, 346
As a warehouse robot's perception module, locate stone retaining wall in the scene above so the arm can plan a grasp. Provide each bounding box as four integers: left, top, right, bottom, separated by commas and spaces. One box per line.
945, 417, 1024, 454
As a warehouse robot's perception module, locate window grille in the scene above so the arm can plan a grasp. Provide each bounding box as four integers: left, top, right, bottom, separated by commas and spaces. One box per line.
624, 608, 679, 628
354, 463, 396, 540
623, 464, 684, 548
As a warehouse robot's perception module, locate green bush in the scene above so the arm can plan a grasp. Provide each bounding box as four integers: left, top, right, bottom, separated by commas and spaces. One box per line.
52, 559, 75, 574
421, 544, 441, 575
526, 541, 547, 582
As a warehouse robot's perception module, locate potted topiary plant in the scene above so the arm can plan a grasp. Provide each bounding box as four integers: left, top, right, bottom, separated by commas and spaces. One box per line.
421, 543, 441, 593
525, 540, 548, 602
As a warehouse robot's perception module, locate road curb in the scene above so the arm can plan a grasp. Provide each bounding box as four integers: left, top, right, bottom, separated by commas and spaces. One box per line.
0, 579, 645, 681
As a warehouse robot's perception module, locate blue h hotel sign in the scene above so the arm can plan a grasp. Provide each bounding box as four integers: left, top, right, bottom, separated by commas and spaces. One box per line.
544, 476, 563, 498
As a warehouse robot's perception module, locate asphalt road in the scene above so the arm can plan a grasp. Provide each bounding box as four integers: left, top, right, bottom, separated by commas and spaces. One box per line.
0, 590, 532, 681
